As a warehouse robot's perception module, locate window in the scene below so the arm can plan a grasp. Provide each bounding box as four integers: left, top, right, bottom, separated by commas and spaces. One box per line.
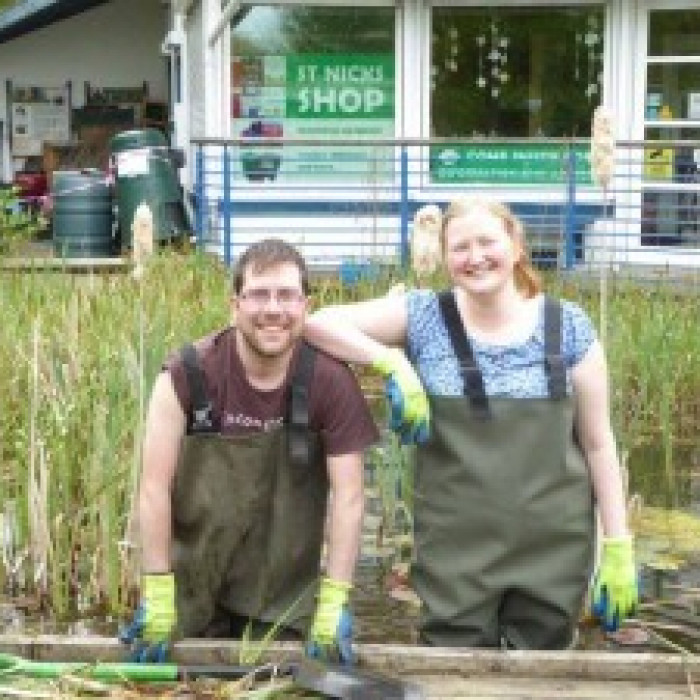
230, 6, 395, 183
648, 9, 700, 57
642, 9, 700, 248
431, 6, 605, 139
645, 9, 700, 123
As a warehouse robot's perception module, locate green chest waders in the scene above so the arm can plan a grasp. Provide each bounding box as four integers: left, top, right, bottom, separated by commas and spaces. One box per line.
412, 293, 595, 649
171, 343, 328, 638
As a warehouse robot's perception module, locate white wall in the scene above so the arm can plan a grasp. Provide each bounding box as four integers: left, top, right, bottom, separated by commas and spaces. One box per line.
0, 0, 168, 180
187, 0, 205, 140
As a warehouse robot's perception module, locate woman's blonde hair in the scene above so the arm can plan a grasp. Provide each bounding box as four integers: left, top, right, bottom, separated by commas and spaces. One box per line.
441, 196, 542, 298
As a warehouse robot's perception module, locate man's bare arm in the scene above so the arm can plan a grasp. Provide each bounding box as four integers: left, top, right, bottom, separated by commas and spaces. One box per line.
324, 452, 364, 583
138, 371, 186, 573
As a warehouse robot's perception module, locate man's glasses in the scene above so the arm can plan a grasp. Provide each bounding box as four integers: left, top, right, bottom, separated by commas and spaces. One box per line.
238, 287, 306, 309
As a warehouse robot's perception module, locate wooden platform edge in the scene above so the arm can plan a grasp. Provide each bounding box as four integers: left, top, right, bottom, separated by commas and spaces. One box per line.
0, 257, 132, 272
0, 636, 696, 685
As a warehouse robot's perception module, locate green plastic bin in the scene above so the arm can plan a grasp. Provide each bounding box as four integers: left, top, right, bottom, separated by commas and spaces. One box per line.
51, 170, 113, 258
110, 129, 190, 251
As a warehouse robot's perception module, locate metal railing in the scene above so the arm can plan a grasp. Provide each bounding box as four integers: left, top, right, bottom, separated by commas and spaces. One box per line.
190, 136, 700, 273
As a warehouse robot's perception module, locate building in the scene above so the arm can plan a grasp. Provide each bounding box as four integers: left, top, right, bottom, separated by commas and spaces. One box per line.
2, 0, 698, 266
0, 0, 168, 184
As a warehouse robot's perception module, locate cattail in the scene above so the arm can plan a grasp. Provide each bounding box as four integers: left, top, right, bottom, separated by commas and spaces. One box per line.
410, 204, 443, 282
131, 203, 155, 279
591, 105, 615, 190
385, 282, 407, 297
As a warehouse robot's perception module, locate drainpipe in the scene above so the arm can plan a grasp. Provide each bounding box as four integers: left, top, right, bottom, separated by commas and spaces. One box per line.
163, 2, 190, 188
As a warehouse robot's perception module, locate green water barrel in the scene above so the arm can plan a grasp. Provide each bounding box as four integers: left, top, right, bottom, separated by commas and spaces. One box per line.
110, 129, 190, 251
51, 170, 113, 258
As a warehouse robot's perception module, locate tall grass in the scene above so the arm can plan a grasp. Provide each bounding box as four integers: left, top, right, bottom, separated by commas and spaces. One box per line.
0, 252, 229, 617
0, 253, 698, 617
553, 273, 700, 506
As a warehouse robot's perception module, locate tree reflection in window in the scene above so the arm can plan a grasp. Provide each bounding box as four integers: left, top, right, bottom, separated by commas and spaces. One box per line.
431, 6, 605, 138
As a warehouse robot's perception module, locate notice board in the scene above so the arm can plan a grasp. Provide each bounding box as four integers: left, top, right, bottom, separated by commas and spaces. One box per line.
10, 85, 71, 158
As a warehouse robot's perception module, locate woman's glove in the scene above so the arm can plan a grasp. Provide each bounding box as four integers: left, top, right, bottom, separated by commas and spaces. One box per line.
591, 537, 638, 632
371, 349, 430, 444
305, 577, 354, 665
119, 573, 176, 662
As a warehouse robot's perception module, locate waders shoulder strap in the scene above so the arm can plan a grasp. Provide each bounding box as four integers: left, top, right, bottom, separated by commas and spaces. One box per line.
543, 297, 566, 400
287, 343, 317, 467
438, 290, 490, 419
180, 344, 218, 433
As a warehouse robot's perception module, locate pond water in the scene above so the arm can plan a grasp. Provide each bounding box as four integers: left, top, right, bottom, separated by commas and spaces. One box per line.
0, 553, 699, 655
1, 441, 699, 655
350, 559, 700, 654
349, 439, 700, 654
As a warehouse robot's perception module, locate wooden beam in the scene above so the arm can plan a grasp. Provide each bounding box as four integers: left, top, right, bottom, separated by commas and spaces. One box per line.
0, 636, 698, 686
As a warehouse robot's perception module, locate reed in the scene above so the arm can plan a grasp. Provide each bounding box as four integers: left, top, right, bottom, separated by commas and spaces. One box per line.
0, 253, 697, 617
558, 274, 700, 506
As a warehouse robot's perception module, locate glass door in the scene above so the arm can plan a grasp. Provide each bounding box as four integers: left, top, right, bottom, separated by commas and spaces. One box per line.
642, 6, 700, 249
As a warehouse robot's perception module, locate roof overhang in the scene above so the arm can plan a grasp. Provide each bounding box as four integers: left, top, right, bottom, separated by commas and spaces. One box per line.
0, 0, 109, 44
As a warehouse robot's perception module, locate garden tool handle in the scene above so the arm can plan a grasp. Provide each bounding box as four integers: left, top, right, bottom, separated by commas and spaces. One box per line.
0, 652, 425, 697
0, 652, 292, 683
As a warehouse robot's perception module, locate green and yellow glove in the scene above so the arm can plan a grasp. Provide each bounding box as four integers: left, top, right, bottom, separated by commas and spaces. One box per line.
119, 573, 176, 662
372, 349, 430, 444
306, 577, 354, 664
591, 536, 638, 632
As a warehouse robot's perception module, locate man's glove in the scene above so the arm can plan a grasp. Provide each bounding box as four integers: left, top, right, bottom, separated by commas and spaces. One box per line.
371, 349, 430, 444
119, 573, 176, 662
591, 536, 638, 632
306, 577, 354, 665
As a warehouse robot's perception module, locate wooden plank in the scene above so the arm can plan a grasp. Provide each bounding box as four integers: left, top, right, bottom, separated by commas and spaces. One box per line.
0, 257, 131, 272
357, 643, 700, 685
412, 674, 694, 699
0, 636, 697, 686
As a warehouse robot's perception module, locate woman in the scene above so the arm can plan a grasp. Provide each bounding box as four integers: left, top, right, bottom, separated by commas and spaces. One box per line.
305, 197, 637, 649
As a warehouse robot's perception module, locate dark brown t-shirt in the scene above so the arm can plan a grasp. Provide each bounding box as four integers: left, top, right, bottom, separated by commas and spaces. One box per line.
165, 326, 379, 456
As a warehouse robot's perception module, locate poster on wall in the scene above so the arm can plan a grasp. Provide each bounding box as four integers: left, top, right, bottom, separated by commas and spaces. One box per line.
643, 147, 673, 182
10, 86, 70, 158
232, 53, 395, 183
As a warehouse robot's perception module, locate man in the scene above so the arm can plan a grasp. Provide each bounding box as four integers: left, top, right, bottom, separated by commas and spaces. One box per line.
122, 238, 379, 663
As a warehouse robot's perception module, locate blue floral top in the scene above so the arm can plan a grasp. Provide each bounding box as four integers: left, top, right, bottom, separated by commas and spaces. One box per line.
406, 290, 596, 398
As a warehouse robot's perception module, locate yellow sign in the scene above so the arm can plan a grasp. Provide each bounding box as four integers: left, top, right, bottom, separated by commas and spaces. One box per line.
644, 147, 673, 180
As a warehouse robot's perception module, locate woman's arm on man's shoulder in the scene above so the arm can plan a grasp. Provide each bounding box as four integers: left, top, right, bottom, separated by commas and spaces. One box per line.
305, 295, 409, 365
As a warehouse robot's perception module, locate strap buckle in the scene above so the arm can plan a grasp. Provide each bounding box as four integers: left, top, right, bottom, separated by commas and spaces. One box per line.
191, 401, 215, 432
544, 353, 567, 400
459, 365, 491, 419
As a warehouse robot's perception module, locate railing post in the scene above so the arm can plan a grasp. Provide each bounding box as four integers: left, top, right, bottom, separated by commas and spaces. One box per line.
223, 144, 232, 267
400, 144, 409, 267
564, 144, 577, 270
195, 144, 205, 250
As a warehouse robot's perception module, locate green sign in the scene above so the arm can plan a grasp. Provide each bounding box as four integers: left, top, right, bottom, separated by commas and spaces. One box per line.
233, 53, 395, 181
430, 143, 592, 185
286, 54, 394, 119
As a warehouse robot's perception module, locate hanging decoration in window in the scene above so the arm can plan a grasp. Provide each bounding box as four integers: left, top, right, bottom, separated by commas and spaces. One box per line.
575, 14, 603, 101
475, 19, 509, 101
445, 26, 459, 73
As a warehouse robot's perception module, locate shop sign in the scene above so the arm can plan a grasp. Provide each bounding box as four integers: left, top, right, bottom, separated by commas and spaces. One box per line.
429, 143, 592, 185
232, 54, 394, 182
286, 54, 394, 119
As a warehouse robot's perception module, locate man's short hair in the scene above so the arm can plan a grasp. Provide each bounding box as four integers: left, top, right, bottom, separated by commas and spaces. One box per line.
232, 238, 310, 294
